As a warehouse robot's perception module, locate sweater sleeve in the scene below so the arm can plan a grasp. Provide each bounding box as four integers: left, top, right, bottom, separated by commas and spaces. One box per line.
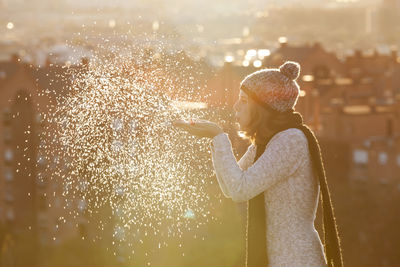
211, 136, 255, 198
210, 129, 307, 203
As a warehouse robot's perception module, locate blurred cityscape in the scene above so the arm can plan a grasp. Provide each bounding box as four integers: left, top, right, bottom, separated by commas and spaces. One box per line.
1, 0, 400, 266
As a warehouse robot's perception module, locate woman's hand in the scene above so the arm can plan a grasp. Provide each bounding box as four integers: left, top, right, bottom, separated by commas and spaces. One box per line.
173, 119, 224, 139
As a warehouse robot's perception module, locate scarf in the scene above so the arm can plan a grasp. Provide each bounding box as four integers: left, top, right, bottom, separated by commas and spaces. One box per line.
246, 110, 343, 267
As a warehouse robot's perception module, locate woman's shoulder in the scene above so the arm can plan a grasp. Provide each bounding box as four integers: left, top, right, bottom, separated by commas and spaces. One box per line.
276, 127, 306, 138
271, 128, 308, 147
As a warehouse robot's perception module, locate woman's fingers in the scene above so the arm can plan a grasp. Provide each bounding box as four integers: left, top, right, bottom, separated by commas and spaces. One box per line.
172, 120, 188, 127
172, 120, 199, 134
172, 119, 221, 138
177, 124, 208, 137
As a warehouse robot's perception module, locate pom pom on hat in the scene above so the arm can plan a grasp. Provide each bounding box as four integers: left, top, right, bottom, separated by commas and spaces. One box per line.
279, 61, 300, 81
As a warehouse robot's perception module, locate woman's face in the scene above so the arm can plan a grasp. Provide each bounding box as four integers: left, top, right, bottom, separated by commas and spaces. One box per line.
233, 90, 252, 131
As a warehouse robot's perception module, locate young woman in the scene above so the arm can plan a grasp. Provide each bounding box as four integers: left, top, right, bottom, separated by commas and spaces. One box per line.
174, 61, 343, 267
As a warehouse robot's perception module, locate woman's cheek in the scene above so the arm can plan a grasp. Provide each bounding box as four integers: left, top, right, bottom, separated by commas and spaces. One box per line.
244, 111, 251, 125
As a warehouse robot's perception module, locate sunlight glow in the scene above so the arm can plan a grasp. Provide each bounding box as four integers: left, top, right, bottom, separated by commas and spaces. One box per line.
253, 60, 262, 68
6, 22, 14, 30
224, 55, 234, 63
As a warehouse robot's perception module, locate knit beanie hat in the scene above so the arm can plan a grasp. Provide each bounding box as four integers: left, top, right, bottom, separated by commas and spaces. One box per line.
240, 61, 301, 112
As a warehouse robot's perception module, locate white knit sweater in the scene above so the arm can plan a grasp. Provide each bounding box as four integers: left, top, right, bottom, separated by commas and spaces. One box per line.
211, 128, 327, 267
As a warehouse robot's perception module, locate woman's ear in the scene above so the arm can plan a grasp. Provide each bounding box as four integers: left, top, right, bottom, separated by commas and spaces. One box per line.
261, 107, 275, 122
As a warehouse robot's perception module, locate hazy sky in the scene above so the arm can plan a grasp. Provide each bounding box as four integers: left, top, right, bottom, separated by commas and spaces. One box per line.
1, 0, 383, 10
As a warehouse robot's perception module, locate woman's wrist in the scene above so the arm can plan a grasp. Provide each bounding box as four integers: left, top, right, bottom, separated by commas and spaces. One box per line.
211, 129, 224, 139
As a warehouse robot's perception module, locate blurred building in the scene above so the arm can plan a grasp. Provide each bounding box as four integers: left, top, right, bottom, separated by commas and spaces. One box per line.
208, 61, 253, 107
0, 54, 90, 266
319, 47, 400, 183
263, 40, 344, 77
0, 55, 43, 266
